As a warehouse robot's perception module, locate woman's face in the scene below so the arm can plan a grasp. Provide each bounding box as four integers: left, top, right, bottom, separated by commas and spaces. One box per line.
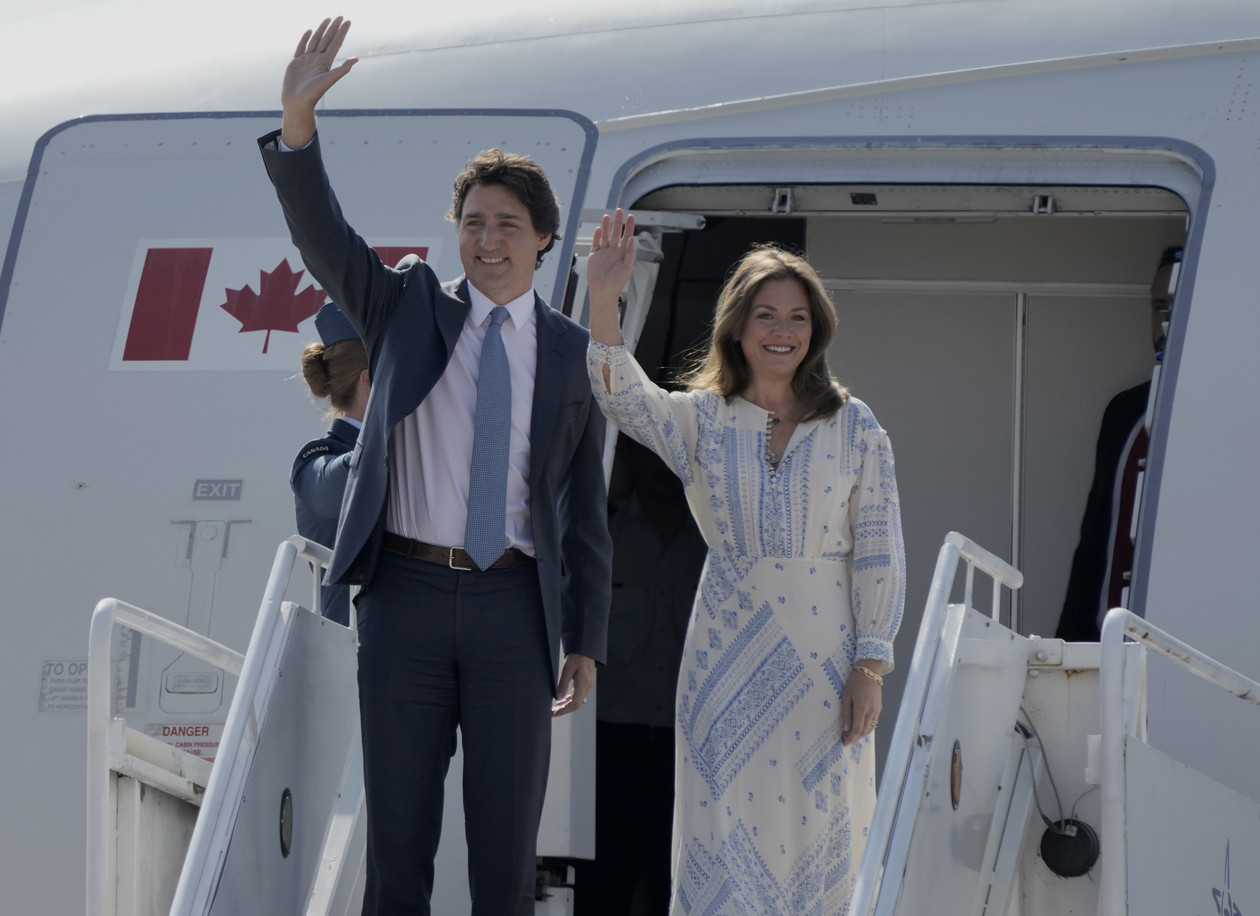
737, 278, 813, 385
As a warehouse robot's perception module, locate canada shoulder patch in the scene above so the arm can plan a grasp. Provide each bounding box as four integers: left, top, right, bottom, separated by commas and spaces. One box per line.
299, 443, 333, 461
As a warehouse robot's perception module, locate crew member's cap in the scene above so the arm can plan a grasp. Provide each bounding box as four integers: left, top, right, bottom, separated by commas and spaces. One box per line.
314, 302, 358, 347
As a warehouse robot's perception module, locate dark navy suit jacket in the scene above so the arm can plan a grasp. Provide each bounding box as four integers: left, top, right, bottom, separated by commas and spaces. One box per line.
259, 130, 611, 675
1056, 381, 1150, 641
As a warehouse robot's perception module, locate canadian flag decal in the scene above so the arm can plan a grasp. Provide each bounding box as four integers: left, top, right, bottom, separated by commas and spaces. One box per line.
112, 240, 437, 370
122, 248, 214, 361
219, 260, 328, 355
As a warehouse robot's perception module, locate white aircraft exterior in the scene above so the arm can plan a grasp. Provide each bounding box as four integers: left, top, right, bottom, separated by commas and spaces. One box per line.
3, 1, 1260, 913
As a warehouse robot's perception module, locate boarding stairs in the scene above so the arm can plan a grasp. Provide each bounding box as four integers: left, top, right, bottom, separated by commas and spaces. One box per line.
85, 532, 1260, 914
86, 537, 367, 916
86, 535, 585, 916
851, 532, 1260, 915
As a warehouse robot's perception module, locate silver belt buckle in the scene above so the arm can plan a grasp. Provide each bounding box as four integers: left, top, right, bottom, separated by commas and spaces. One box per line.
448, 548, 473, 572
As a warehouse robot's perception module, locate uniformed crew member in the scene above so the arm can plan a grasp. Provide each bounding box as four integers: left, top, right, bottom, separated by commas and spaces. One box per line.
292, 301, 369, 625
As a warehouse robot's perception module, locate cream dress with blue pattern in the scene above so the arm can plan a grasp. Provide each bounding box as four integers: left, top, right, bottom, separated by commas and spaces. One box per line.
588, 342, 906, 916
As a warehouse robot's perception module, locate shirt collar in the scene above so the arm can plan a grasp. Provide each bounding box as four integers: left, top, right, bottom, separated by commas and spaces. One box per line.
466, 282, 536, 330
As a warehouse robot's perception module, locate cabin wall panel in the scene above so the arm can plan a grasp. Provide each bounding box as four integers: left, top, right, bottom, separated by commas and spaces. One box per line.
808, 217, 1186, 285
811, 214, 1174, 645
1022, 293, 1156, 639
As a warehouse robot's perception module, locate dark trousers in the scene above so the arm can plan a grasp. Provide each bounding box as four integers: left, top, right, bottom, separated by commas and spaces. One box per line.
356, 550, 553, 915
575, 722, 675, 915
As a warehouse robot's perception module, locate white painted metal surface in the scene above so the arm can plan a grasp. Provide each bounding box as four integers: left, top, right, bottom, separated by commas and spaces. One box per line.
1099, 608, 1260, 916
87, 600, 245, 916
87, 535, 367, 916
173, 540, 361, 915
856, 543, 1260, 916
852, 532, 1024, 916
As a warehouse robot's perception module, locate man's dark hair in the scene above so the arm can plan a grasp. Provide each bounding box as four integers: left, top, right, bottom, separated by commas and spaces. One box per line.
448, 149, 562, 268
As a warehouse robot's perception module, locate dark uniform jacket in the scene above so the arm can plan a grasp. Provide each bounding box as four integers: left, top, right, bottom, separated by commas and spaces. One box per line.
291, 416, 359, 626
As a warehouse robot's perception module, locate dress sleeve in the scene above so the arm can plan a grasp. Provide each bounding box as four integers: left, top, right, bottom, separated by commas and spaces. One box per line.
847, 404, 907, 671
587, 341, 701, 488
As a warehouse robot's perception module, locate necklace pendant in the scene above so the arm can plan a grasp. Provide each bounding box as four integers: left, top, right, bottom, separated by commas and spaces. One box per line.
764, 409, 782, 468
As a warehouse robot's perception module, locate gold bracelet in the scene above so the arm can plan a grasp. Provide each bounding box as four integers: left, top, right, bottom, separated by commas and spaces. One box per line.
852, 664, 884, 686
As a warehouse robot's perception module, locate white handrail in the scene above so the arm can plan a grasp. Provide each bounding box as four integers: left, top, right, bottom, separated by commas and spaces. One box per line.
290, 533, 352, 631
291, 534, 333, 620
851, 532, 1022, 916
947, 530, 1023, 618
86, 535, 335, 916
1098, 607, 1260, 916
86, 601, 246, 916
171, 537, 298, 912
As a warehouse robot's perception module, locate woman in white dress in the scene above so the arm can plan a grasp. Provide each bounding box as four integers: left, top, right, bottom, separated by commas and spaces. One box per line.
586, 210, 906, 915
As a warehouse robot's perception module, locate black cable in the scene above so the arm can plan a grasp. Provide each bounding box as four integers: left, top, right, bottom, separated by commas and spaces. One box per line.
1015, 709, 1070, 834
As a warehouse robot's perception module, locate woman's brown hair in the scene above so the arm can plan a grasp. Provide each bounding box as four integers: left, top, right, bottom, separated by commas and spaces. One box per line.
676, 245, 847, 421
300, 338, 368, 420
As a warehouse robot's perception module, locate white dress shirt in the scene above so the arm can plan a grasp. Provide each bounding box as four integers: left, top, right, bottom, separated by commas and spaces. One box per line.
275, 136, 538, 556
385, 283, 538, 555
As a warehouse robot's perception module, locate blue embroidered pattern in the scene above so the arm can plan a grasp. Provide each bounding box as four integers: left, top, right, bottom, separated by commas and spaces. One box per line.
587, 342, 905, 915
686, 602, 812, 799
797, 719, 847, 794
820, 657, 846, 699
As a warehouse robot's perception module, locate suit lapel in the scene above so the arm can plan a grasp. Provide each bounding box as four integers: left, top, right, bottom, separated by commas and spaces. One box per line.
439, 279, 473, 359
529, 296, 569, 486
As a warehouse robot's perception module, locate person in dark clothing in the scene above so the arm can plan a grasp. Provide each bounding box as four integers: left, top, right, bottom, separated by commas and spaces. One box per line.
576, 438, 706, 914
1056, 245, 1182, 641
292, 301, 368, 626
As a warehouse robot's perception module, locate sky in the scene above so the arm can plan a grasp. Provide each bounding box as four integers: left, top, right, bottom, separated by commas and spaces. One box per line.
1, 0, 767, 96
5, 3, 374, 95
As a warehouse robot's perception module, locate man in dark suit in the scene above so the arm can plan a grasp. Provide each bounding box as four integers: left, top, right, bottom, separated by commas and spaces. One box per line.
258, 18, 612, 915
1056, 245, 1181, 641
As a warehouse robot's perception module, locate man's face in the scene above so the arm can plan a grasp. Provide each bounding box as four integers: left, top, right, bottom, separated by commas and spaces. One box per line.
457, 183, 551, 305
1150, 262, 1175, 353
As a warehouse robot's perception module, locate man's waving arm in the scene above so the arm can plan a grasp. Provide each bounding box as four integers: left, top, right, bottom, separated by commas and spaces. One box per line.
280, 17, 358, 150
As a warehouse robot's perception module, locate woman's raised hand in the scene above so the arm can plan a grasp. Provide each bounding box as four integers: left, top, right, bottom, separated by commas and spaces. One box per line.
586, 209, 636, 347
588, 209, 636, 300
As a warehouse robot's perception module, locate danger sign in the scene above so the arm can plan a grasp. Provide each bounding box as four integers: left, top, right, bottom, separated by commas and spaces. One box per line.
145, 721, 226, 761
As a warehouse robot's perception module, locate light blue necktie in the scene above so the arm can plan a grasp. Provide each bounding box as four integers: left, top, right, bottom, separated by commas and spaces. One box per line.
463, 306, 511, 570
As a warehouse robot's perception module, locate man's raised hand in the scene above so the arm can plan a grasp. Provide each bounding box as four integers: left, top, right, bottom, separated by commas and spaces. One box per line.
280, 17, 358, 149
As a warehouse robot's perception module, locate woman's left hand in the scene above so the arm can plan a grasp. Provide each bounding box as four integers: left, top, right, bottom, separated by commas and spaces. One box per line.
841, 661, 884, 746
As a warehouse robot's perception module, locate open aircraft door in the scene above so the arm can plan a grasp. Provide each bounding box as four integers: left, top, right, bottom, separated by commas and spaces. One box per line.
0, 109, 597, 916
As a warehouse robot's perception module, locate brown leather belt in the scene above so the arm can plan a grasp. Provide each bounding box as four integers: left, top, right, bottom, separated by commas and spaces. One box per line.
381, 532, 535, 571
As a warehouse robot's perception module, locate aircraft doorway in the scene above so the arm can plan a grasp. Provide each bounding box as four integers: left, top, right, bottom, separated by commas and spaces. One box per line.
591, 181, 1186, 831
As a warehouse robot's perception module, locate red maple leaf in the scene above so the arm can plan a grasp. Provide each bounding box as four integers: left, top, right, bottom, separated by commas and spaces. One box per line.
219, 260, 326, 353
